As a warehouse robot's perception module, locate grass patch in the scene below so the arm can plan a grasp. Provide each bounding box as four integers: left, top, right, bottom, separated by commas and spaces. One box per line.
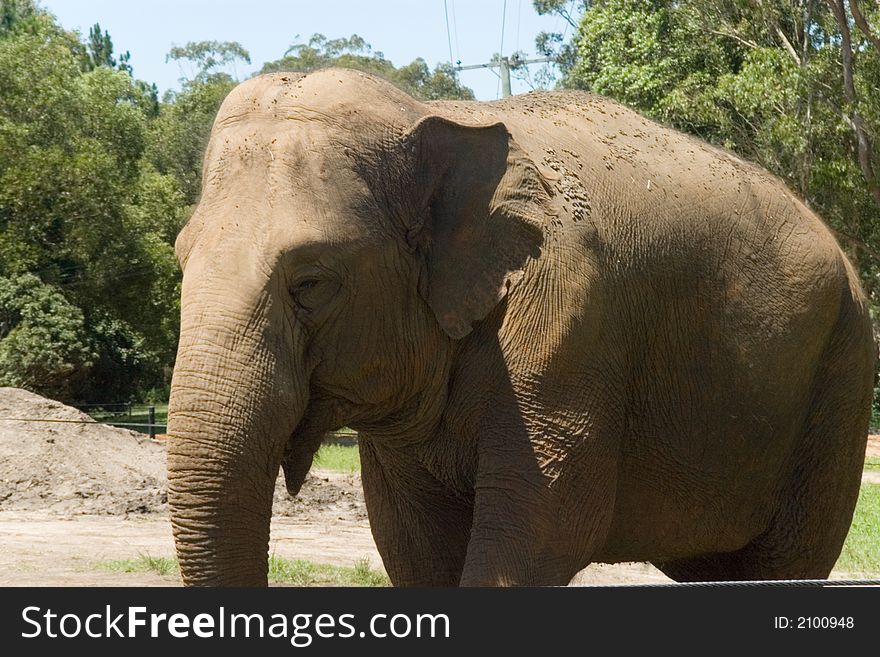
312, 444, 361, 473
836, 483, 880, 576
268, 555, 388, 586
865, 457, 880, 469
96, 554, 388, 586
98, 553, 179, 577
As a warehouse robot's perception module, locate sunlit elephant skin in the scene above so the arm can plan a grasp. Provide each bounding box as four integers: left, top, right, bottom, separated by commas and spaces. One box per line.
166, 69, 874, 586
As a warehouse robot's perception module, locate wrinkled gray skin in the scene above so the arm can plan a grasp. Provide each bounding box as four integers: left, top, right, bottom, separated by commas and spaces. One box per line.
167, 69, 874, 586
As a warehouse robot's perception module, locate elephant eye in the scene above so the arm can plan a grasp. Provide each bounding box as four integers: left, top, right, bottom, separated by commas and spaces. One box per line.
290, 278, 321, 310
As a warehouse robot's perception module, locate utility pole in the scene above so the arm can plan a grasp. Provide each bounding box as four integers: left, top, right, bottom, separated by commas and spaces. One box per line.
455, 54, 554, 98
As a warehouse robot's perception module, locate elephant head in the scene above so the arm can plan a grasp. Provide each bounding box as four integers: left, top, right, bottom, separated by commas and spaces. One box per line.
167, 70, 548, 585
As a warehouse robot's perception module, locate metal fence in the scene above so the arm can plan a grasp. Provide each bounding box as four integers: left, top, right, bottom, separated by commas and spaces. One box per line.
76, 403, 165, 438
2, 402, 359, 444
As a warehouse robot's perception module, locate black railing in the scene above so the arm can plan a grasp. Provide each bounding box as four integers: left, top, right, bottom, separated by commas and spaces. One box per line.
3, 403, 359, 444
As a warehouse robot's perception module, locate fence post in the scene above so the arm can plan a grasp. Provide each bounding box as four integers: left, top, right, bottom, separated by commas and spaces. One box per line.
148, 405, 156, 439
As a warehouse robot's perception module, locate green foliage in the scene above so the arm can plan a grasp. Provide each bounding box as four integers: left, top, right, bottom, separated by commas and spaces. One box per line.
81, 313, 160, 403
568, 2, 733, 123
394, 59, 474, 101
98, 554, 390, 586
267, 555, 389, 586
0, 9, 177, 403
0, 274, 168, 404
0, 0, 39, 36
262, 33, 384, 74
167, 40, 250, 82
533, 0, 585, 79
80, 22, 131, 75
99, 553, 179, 577
84, 23, 115, 69
0, 274, 92, 399
260, 33, 474, 101
352, 557, 390, 587
312, 444, 361, 473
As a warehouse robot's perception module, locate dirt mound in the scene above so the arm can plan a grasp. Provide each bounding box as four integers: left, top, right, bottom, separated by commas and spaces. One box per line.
0, 388, 167, 514
0, 387, 365, 520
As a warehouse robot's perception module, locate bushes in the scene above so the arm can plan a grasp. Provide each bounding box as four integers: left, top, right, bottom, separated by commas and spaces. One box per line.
0, 274, 165, 404
0, 274, 92, 400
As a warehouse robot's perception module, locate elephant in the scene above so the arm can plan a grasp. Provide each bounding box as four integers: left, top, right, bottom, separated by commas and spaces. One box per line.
167, 68, 874, 587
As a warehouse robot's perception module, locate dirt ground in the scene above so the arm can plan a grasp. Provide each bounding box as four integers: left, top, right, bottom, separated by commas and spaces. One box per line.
0, 388, 875, 586
0, 487, 674, 586
0, 480, 379, 587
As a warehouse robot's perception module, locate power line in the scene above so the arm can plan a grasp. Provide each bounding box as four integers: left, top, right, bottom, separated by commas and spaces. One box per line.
497, 0, 508, 98
450, 0, 460, 65
444, 0, 549, 96
499, 0, 508, 56
0, 417, 167, 430
443, 0, 455, 66
516, 0, 522, 52
0, 416, 360, 441
561, 0, 577, 40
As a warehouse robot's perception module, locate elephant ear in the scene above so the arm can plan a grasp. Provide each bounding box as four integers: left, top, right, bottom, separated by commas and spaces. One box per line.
405, 115, 550, 339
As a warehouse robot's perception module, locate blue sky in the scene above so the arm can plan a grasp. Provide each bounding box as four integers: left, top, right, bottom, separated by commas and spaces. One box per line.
40, 0, 575, 100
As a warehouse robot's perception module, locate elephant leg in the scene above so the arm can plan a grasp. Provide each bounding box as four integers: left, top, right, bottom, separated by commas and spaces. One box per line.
656, 464, 860, 582
459, 425, 618, 586
658, 339, 870, 583
460, 484, 574, 586
656, 466, 862, 583
359, 439, 473, 586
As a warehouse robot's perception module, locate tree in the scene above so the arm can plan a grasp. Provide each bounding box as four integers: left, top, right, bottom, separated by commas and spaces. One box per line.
80, 22, 129, 72
534, 0, 587, 80
0, 0, 38, 36
167, 40, 251, 83
260, 33, 474, 101
77, 22, 155, 114
0, 9, 181, 402
0, 274, 93, 400
393, 59, 474, 101
81, 312, 160, 403
823, 1, 880, 227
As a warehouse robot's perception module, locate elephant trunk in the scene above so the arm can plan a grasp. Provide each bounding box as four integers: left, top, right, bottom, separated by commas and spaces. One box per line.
167, 278, 305, 586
